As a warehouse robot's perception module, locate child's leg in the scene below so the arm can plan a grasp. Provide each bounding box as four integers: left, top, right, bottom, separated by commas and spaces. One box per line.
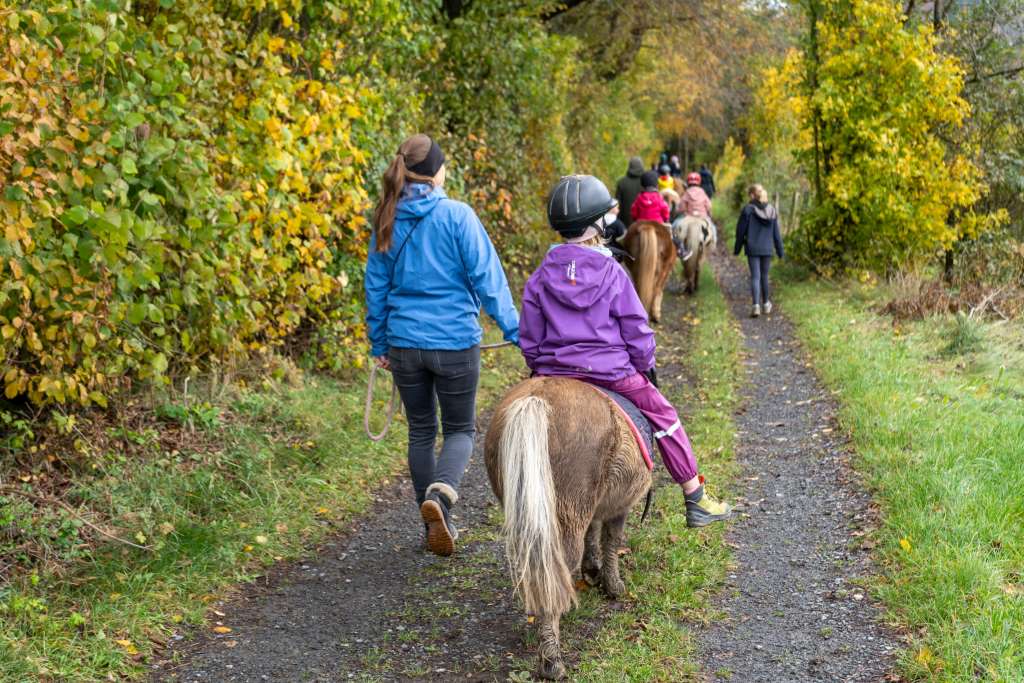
589, 372, 731, 528
596, 373, 699, 488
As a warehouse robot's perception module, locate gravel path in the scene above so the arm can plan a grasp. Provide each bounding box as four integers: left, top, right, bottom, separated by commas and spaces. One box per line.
152, 404, 535, 682
699, 249, 901, 682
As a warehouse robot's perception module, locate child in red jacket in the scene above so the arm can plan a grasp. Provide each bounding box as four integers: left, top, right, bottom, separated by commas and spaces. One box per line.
631, 171, 670, 223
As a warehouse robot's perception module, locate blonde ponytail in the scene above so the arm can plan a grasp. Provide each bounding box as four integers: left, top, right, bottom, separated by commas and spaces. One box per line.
748, 183, 769, 204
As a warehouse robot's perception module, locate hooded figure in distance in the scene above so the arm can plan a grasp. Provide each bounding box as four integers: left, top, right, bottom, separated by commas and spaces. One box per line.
615, 156, 645, 227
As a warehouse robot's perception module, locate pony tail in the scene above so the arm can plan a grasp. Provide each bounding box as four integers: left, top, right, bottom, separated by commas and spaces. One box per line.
499, 395, 575, 617
373, 154, 407, 252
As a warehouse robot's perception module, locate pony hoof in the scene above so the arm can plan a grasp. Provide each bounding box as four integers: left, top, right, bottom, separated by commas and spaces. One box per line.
538, 657, 567, 680
581, 559, 602, 585
603, 577, 626, 599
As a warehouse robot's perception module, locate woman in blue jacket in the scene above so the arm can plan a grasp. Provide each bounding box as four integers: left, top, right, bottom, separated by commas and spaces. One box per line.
365, 134, 519, 557
734, 183, 785, 318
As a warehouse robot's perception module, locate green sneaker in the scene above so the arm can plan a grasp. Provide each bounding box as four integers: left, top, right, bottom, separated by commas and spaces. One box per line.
685, 480, 732, 528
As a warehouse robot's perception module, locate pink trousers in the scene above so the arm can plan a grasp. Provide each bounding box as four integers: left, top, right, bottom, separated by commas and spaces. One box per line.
584, 372, 699, 484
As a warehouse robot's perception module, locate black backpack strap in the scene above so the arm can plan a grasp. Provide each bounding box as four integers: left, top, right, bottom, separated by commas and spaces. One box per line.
388, 205, 437, 283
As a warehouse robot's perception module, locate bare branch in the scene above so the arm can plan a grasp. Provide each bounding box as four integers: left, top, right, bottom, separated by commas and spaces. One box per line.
965, 64, 1024, 84
541, 0, 591, 21
0, 486, 153, 552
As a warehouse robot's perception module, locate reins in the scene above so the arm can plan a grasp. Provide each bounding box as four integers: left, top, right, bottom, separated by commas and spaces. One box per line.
363, 341, 514, 441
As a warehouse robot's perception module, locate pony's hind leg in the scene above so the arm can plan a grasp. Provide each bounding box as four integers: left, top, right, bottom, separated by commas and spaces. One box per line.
537, 612, 565, 680
581, 520, 602, 585
599, 513, 628, 599
538, 521, 586, 680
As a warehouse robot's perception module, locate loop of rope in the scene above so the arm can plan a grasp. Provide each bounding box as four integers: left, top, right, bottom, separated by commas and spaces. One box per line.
364, 362, 400, 442
363, 340, 514, 441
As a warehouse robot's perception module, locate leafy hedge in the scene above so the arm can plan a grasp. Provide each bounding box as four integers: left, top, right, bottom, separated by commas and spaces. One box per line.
0, 0, 665, 412
0, 1, 420, 407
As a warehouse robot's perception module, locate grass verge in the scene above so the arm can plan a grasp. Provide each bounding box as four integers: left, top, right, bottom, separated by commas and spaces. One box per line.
569, 262, 744, 681
778, 271, 1024, 681
0, 333, 524, 682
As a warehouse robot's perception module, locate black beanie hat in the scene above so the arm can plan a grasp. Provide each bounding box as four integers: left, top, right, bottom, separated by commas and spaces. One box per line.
641, 170, 659, 190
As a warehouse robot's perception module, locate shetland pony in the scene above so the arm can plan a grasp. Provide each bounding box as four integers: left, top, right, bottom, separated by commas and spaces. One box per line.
623, 220, 676, 322
485, 377, 651, 680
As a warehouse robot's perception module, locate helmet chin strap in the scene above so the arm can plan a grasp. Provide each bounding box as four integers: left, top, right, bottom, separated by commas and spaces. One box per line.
595, 211, 617, 238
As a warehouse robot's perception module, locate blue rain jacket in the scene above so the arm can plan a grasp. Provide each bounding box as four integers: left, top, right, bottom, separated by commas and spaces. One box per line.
365, 184, 520, 357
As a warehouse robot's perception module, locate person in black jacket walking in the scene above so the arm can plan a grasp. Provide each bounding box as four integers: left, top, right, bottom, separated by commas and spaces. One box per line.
699, 163, 716, 199
734, 184, 784, 317
615, 157, 645, 226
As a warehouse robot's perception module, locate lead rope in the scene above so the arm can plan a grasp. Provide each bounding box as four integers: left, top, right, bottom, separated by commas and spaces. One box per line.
364, 362, 401, 442
363, 340, 514, 441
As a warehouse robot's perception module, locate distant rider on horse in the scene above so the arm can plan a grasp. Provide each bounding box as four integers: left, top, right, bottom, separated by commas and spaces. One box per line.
518, 175, 732, 528
631, 171, 671, 224
680, 171, 713, 221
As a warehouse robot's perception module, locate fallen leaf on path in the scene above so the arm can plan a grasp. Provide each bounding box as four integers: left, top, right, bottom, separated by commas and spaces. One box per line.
115, 639, 138, 655
212, 626, 232, 634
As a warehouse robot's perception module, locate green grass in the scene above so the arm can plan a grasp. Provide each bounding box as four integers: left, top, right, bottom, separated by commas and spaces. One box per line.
0, 376, 406, 681
570, 263, 744, 681
0, 332, 526, 681
778, 270, 1024, 681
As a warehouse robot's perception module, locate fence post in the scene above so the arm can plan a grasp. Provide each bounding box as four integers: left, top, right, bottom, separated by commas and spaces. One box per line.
790, 191, 801, 235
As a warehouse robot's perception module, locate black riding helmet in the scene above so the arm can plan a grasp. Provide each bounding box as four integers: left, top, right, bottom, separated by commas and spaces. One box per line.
546, 175, 618, 239
658, 164, 671, 175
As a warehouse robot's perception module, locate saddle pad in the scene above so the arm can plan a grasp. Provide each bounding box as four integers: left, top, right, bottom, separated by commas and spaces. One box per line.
587, 385, 655, 471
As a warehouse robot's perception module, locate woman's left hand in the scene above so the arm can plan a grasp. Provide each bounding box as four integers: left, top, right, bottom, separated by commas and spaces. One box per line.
375, 355, 391, 371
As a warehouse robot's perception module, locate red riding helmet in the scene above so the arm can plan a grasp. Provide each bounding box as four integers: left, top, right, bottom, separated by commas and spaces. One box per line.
686, 172, 701, 187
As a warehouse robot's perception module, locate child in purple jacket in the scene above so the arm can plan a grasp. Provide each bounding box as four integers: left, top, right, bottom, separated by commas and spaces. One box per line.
519, 175, 731, 528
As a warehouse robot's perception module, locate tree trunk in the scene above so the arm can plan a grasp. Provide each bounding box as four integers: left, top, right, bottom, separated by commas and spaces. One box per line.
806, 0, 825, 204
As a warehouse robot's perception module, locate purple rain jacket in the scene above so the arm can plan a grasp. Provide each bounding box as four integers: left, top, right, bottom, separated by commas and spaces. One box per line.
519, 244, 656, 381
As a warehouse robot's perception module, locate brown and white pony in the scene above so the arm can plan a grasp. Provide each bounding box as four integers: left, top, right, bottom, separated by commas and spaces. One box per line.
671, 214, 717, 295
623, 220, 676, 322
485, 377, 651, 680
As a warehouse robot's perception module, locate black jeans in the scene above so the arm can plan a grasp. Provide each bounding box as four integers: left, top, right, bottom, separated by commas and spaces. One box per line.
388, 346, 480, 505
747, 255, 773, 305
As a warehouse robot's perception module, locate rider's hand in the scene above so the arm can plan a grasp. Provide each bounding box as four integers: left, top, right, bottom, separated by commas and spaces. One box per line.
375, 355, 391, 371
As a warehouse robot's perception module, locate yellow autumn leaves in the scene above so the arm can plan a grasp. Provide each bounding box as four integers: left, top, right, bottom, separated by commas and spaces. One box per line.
0, 1, 387, 407
746, 0, 1001, 272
